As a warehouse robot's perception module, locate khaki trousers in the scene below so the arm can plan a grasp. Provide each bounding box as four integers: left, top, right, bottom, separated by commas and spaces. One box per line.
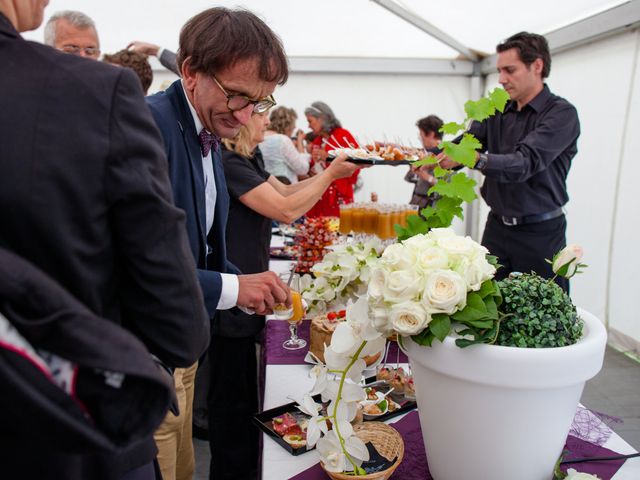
154, 362, 198, 480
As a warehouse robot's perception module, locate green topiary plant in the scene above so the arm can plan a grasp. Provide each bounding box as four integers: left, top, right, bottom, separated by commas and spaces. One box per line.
496, 273, 583, 348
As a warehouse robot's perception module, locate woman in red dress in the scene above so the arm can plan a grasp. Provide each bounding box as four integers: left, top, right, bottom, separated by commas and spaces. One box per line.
304, 101, 360, 217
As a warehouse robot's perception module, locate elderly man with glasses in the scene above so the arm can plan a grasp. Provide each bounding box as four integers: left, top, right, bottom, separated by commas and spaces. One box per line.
145, 7, 290, 480
44, 10, 100, 60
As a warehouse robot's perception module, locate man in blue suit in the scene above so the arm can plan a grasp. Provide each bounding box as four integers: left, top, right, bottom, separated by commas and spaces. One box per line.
146, 8, 290, 480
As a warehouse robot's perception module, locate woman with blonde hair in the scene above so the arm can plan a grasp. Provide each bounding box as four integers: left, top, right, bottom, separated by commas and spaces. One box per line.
215, 112, 358, 477
260, 106, 310, 184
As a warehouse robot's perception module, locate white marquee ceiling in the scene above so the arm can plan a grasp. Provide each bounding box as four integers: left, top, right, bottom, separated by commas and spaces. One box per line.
23, 0, 628, 59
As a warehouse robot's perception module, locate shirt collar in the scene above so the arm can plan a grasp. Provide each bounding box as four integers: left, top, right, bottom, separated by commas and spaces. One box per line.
505, 83, 550, 113
181, 80, 205, 137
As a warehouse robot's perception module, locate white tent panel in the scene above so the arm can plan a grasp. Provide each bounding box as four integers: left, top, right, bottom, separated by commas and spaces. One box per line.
609, 30, 640, 350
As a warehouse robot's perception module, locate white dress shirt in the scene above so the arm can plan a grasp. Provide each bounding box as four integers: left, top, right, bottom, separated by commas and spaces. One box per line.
183, 82, 239, 310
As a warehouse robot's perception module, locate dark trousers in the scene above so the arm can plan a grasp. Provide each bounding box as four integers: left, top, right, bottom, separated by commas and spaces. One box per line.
482, 213, 569, 292
207, 335, 260, 480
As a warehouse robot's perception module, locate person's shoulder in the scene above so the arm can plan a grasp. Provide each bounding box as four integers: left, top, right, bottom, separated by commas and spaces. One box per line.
545, 87, 577, 111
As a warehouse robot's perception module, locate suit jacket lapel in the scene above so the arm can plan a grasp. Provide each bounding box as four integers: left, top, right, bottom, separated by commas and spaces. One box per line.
167, 82, 207, 255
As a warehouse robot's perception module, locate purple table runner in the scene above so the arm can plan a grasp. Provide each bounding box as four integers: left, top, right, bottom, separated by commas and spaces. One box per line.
264, 320, 408, 366
289, 410, 627, 480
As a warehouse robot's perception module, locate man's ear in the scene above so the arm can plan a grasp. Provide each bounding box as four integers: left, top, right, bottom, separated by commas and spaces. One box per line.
181, 57, 196, 90
532, 58, 544, 77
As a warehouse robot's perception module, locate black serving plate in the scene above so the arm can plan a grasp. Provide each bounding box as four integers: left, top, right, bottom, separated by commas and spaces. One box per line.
326, 156, 414, 166
254, 376, 417, 455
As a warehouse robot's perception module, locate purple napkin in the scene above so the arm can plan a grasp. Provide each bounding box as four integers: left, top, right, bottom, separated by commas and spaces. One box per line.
264, 320, 311, 365
288, 411, 627, 480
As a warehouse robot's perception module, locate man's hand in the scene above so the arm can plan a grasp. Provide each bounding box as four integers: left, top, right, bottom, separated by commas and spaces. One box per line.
436, 151, 461, 170
326, 152, 361, 180
127, 41, 161, 57
237, 271, 291, 315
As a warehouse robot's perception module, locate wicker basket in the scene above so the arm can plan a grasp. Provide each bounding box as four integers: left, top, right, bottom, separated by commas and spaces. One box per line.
320, 422, 404, 480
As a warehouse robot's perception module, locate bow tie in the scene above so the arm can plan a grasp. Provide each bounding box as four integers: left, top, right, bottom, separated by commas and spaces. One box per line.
199, 129, 220, 157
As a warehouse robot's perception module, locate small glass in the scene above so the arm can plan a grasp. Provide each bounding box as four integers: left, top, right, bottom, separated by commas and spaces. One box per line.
276, 273, 307, 350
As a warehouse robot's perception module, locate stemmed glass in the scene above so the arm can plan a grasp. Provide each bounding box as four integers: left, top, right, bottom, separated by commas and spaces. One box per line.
274, 273, 306, 350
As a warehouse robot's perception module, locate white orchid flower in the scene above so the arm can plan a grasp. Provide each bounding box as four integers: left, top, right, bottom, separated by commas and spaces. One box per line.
295, 393, 327, 447
308, 363, 328, 396
343, 434, 370, 464
317, 431, 348, 472
324, 344, 352, 371
346, 296, 382, 342
565, 469, 601, 480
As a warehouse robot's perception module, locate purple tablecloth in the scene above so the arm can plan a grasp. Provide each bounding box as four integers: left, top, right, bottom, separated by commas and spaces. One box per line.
264, 320, 408, 366
289, 410, 627, 480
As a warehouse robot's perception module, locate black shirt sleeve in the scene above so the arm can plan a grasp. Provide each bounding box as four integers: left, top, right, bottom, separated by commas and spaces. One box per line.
222, 149, 270, 199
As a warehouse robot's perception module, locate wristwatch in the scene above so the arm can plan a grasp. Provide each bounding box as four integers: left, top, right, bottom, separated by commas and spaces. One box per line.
474, 153, 488, 171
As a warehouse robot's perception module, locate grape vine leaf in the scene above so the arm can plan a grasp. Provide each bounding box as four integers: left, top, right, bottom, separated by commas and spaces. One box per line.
464, 97, 495, 122
442, 133, 482, 167
489, 87, 510, 113
440, 121, 466, 135
429, 172, 477, 202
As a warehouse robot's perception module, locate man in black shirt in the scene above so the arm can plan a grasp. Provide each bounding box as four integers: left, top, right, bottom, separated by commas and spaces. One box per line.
440, 32, 580, 291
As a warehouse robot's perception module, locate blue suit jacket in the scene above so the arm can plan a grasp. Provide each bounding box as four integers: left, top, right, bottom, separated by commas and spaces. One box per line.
146, 81, 240, 319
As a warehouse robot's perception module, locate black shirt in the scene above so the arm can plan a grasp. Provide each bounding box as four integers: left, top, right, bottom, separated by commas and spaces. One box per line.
219, 146, 272, 337
469, 84, 580, 217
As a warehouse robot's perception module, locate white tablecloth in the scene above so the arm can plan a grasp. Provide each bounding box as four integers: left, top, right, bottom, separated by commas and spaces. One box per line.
263, 242, 639, 479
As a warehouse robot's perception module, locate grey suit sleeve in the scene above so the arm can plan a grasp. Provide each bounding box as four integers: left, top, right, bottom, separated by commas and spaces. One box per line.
105, 68, 208, 368
160, 49, 180, 76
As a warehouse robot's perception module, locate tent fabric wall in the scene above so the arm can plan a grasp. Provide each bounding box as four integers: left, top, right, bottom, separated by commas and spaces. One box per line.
477, 30, 640, 354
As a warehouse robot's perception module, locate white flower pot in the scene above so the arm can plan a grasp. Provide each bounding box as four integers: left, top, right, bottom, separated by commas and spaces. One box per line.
402, 308, 607, 480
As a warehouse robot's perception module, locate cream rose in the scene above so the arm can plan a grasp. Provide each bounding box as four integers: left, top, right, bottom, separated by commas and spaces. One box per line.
427, 227, 456, 240
421, 269, 467, 314
389, 301, 431, 335
437, 234, 476, 259
367, 267, 387, 301
552, 244, 584, 278
382, 269, 424, 303
416, 246, 450, 272
380, 242, 415, 271
403, 233, 436, 252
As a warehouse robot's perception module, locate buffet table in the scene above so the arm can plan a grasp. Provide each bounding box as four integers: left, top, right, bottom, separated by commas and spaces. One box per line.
263, 254, 640, 479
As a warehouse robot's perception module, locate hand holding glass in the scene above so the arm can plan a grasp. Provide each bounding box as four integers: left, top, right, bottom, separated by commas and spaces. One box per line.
275, 273, 306, 350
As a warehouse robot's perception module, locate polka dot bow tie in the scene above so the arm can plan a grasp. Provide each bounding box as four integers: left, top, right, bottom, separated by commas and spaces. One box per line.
199, 129, 220, 157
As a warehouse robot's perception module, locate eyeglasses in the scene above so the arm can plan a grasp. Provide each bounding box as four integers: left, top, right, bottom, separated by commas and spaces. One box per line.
211, 75, 276, 114
60, 45, 101, 58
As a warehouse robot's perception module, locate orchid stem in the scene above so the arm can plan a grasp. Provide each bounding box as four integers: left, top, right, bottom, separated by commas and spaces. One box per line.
331, 340, 368, 475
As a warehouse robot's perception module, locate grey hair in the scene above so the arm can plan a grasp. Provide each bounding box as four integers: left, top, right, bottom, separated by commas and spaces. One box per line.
44, 11, 98, 47
304, 101, 341, 133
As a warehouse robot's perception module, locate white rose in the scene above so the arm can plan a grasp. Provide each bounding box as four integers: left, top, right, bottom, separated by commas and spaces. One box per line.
565, 469, 600, 480
382, 269, 423, 304
454, 255, 496, 291
437, 235, 476, 259
390, 301, 431, 335
369, 304, 392, 334
380, 243, 415, 271
416, 246, 450, 272
403, 233, 435, 252
552, 244, 584, 278
367, 267, 387, 301
426, 227, 456, 240
421, 269, 467, 315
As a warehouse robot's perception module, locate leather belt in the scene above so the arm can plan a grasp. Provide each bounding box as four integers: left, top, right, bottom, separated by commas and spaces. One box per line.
492, 207, 564, 226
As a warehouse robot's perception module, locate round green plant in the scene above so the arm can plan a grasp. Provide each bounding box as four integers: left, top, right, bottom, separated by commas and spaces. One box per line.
496, 273, 583, 348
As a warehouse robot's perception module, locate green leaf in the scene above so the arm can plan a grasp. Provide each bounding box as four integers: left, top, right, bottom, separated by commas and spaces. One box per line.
412, 330, 435, 347
466, 319, 495, 329
464, 97, 495, 122
441, 135, 481, 168
440, 121, 465, 135
486, 254, 500, 267
452, 292, 487, 321
429, 314, 452, 342
477, 279, 496, 298
489, 87, 510, 113
433, 166, 448, 177
412, 155, 439, 167
429, 173, 477, 203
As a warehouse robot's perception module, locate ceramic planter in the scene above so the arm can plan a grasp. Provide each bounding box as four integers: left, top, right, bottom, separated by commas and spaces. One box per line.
402, 308, 607, 480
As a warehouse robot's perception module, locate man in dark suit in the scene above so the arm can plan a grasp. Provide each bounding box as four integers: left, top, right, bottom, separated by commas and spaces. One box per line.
0, 1, 209, 479
145, 8, 290, 480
